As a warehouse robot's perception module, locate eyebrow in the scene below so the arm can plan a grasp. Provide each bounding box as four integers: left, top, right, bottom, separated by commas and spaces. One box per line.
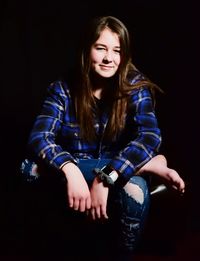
94, 43, 120, 49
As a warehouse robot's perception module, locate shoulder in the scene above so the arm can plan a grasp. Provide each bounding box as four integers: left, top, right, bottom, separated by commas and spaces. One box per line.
47, 80, 72, 99
127, 69, 146, 85
128, 88, 152, 110
127, 70, 152, 98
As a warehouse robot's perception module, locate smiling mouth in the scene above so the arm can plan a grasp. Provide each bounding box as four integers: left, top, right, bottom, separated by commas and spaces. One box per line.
100, 65, 114, 70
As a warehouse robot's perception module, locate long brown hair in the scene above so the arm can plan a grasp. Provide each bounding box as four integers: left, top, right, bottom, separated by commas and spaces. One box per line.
71, 16, 161, 142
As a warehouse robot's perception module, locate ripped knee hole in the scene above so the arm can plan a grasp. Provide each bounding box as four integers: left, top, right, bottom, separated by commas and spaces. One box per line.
123, 183, 144, 204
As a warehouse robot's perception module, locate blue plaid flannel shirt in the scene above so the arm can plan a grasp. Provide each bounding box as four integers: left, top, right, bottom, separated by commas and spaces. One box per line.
28, 76, 161, 183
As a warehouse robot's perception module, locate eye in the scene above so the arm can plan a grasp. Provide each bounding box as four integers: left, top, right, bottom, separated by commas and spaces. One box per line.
114, 49, 121, 53
96, 47, 106, 51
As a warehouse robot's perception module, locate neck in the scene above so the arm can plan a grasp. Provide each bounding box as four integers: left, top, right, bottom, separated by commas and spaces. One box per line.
90, 72, 115, 100
93, 88, 102, 99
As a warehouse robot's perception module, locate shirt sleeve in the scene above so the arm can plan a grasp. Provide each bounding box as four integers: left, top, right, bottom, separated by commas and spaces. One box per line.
109, 86, 162, 182
27, 81, 77, 170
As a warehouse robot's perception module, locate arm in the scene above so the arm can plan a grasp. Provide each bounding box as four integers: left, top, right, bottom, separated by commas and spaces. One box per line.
109, 87, 162, 183
89, 176, 109, 220
28, 81, 77, 169
138, 154, 185, 193
89, 87, 161, 219
62, 163, 91, 211
89, 167, 118, 220
28, 81, 91, 211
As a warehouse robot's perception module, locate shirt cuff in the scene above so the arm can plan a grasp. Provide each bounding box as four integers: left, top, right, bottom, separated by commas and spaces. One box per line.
49, 152, 78, 170
109, 156, 136, 183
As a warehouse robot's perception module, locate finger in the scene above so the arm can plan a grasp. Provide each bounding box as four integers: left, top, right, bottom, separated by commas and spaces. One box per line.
172, 179, 185, 193
68, 195, 73, 208
172, 184, 178, 190
179, 182, 185, 194
172, 180, 181, 191
180, 179, 185, 190
73, 198, 79, 211
100, 205, 108, 219
95, 206, 101, 219
91, 208, 96, 220
86, 197, 91, 210
79, 199, 86, 212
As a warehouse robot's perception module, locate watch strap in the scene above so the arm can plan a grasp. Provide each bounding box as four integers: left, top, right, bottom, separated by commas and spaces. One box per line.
93, 166, 118, 186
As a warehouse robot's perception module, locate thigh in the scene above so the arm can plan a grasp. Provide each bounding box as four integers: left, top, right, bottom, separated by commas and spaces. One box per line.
77, 158, 111, 186
108, 176, 150, 220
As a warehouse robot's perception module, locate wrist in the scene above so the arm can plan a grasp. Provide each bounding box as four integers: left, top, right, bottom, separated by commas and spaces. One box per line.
60, 160, 75, 170
93, 166, 119, 187
61, 162, 79, 179
101, 166, 119, 182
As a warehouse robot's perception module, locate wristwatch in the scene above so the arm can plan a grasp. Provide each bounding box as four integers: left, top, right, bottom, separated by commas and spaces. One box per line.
93, 165, 119, 187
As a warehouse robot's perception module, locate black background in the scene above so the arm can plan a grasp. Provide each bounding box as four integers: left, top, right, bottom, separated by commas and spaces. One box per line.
0, 0, 198, 259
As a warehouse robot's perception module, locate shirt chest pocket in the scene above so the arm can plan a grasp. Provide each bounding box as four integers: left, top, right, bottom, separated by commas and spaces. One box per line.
59, 123, 81, 147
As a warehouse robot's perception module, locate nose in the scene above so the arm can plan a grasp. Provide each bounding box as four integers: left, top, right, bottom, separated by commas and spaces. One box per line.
103, 52, 112, 63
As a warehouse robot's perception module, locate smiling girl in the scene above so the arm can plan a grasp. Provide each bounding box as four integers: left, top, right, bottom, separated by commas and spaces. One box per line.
25, 16, 185, 260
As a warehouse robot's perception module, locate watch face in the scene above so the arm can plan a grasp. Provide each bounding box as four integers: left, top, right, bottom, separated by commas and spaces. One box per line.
101, 165, 112, 176
94, 166, 116, 186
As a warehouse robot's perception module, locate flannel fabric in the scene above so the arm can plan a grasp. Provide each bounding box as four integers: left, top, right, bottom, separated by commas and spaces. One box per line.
28, 75, 161, 182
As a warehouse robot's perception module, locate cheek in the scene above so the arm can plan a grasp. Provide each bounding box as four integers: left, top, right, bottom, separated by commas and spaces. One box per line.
115, 55, 121, 66
90, 50, 102, 63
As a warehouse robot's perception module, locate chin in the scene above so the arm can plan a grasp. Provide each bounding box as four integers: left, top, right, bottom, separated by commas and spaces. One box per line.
98, 71, 116, 78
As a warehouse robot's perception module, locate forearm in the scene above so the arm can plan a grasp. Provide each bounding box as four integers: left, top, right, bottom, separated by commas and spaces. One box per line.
108, 87, 162, 182
28, 131, 77, 170
109, 133, 161, 182
61, 162, 91, 211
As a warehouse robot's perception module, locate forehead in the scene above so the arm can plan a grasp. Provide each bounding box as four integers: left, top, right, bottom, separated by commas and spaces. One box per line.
95, 28, 120, 47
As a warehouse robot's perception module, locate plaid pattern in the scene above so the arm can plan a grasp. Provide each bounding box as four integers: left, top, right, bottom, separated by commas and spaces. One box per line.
28, 76, 161, 182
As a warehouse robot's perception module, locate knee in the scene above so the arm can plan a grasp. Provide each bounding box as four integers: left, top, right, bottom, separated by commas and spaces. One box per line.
123, 182, 144, 204
123, 176, 149, 205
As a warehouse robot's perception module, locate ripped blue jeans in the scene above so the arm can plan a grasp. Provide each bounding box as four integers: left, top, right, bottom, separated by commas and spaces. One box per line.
77, 158, 150, 253
21, 158, 150, 253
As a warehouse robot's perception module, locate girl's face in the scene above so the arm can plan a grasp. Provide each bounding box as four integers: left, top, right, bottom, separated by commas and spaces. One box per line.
90, 28, 121, 78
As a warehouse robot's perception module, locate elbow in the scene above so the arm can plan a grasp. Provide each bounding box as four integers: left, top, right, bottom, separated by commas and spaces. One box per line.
27, 132, 46, 156
143, 128, 162, 153
153, 128, 162, 153
156, 135, 162, 152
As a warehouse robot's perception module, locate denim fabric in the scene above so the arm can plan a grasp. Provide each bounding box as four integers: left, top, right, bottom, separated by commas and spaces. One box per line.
76, 158, 110, 186
77, 159, 150, 253
111, 175, 150, 252
20, 158, 150, 253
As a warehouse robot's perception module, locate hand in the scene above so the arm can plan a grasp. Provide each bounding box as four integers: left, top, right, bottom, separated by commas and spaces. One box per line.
138, 155, 185, 193
89, 176, 109, 221
162, 168, 185, 193
62, 163, 91, 212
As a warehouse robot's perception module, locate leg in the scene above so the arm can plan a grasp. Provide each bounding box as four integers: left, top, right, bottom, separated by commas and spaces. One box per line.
108, 176, 150, 257
138, 155, 185, 193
